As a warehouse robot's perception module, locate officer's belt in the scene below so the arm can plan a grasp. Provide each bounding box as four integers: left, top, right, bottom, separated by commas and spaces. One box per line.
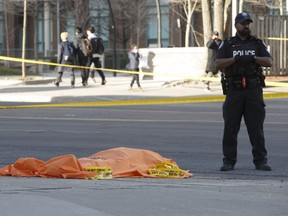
227, 77, 260, 90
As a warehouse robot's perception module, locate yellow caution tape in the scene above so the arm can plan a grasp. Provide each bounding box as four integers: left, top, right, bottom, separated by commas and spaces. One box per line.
148, 162, 189, 178
83, 166, 113, 180
0, 55, 287, 87
0, 55, 153, 76
265, 37, 288, 41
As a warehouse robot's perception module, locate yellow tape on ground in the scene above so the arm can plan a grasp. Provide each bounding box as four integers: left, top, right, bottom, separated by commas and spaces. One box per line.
83, 166, 113, 180
1, 93, 288, 110
148, 162, 189, 178
0, 96, 226, 109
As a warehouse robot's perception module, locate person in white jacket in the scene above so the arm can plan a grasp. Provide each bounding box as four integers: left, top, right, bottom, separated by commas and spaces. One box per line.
86, 26, 106, 85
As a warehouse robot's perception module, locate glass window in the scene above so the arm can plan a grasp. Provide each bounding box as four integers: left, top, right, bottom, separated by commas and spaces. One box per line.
37, 11, 44, 53
146, 0, 169, 47
89, 0, 109, 44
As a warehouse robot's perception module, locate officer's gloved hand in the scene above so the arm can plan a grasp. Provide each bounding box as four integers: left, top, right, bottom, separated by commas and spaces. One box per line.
234, 55, 255, 64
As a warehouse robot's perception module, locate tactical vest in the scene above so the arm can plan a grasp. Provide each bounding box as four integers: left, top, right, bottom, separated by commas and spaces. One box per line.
224, 36, 261, 78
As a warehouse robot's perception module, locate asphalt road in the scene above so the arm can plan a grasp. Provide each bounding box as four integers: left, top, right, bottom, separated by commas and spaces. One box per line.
0, 100, 287, 215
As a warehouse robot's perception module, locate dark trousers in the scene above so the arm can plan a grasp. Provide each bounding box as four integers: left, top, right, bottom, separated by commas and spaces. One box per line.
78, 56, 89, 84
56, 67, 75, 85
130, 69, 141, 87
222, 86, 267, 166
88, 57, 105, 81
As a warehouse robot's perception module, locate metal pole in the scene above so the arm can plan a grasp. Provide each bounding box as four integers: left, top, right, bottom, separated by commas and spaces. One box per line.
44, 1, 50, 57
57, 0, 60, 46
107, 0, 117, 76
22, 0, 27, 78
156, 0, 162, 47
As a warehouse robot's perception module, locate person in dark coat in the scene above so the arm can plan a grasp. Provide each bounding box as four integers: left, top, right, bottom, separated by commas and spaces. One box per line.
54, 32, 76, 87
203, 31, 222, 91
74, 27, 89, 86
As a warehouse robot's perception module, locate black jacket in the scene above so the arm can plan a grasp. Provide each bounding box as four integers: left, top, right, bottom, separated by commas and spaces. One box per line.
205, 38, 222, 73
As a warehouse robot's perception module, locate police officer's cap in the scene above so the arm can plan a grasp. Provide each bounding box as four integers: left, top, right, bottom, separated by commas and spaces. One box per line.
235, 12, 253, 24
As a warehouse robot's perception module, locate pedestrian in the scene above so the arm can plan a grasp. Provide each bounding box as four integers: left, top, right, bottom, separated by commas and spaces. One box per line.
86, 26, 106, 85
128, 44, 142, 91
215, 12, 273, 171
54, 32, 76, 87
203, 31, 222, 92
74, 27, 90, 86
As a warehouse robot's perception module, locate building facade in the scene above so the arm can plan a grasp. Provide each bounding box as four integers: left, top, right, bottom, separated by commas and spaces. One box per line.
0, 1, 170, 63
0, 0, 287, 75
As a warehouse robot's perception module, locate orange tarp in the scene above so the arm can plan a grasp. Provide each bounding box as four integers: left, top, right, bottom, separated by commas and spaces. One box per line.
0, 147, 192, 179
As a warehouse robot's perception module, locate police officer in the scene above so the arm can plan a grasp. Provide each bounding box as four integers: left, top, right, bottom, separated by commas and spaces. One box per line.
215, 12, 273, 171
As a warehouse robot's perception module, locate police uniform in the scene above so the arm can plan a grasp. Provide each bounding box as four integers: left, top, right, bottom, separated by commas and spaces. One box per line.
216, 34, 272, 168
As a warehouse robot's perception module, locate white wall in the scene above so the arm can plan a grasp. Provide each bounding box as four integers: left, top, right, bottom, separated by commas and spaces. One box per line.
139, 47, 207, 81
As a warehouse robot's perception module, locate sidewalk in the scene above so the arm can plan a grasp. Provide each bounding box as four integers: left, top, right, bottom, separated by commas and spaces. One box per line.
0, 71, 287, 103
0, 71, 222, 103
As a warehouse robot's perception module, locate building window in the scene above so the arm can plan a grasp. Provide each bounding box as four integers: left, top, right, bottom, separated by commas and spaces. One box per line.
146, 0, 169, 47
89, 0, 109, 43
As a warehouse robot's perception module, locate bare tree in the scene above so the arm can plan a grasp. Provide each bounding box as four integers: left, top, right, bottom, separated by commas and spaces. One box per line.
4, 0, 49, 75
201, 0, 212, 45
112, 0, 149, 49
169, 0, 201, 47
213, 0, 224, 38
74, 0, 90, 28
223, 0, 232, 38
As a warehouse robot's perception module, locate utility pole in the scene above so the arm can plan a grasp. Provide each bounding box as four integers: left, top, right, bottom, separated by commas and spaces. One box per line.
57, 0, 60, 46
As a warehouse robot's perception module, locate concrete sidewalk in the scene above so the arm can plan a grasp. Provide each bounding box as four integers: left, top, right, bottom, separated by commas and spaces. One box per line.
0, 71, 287, 103
0, 72, 223, 103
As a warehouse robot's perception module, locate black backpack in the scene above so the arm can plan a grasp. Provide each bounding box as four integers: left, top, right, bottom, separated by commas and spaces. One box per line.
90, 37, 104, 55
62, 41, 75, 63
